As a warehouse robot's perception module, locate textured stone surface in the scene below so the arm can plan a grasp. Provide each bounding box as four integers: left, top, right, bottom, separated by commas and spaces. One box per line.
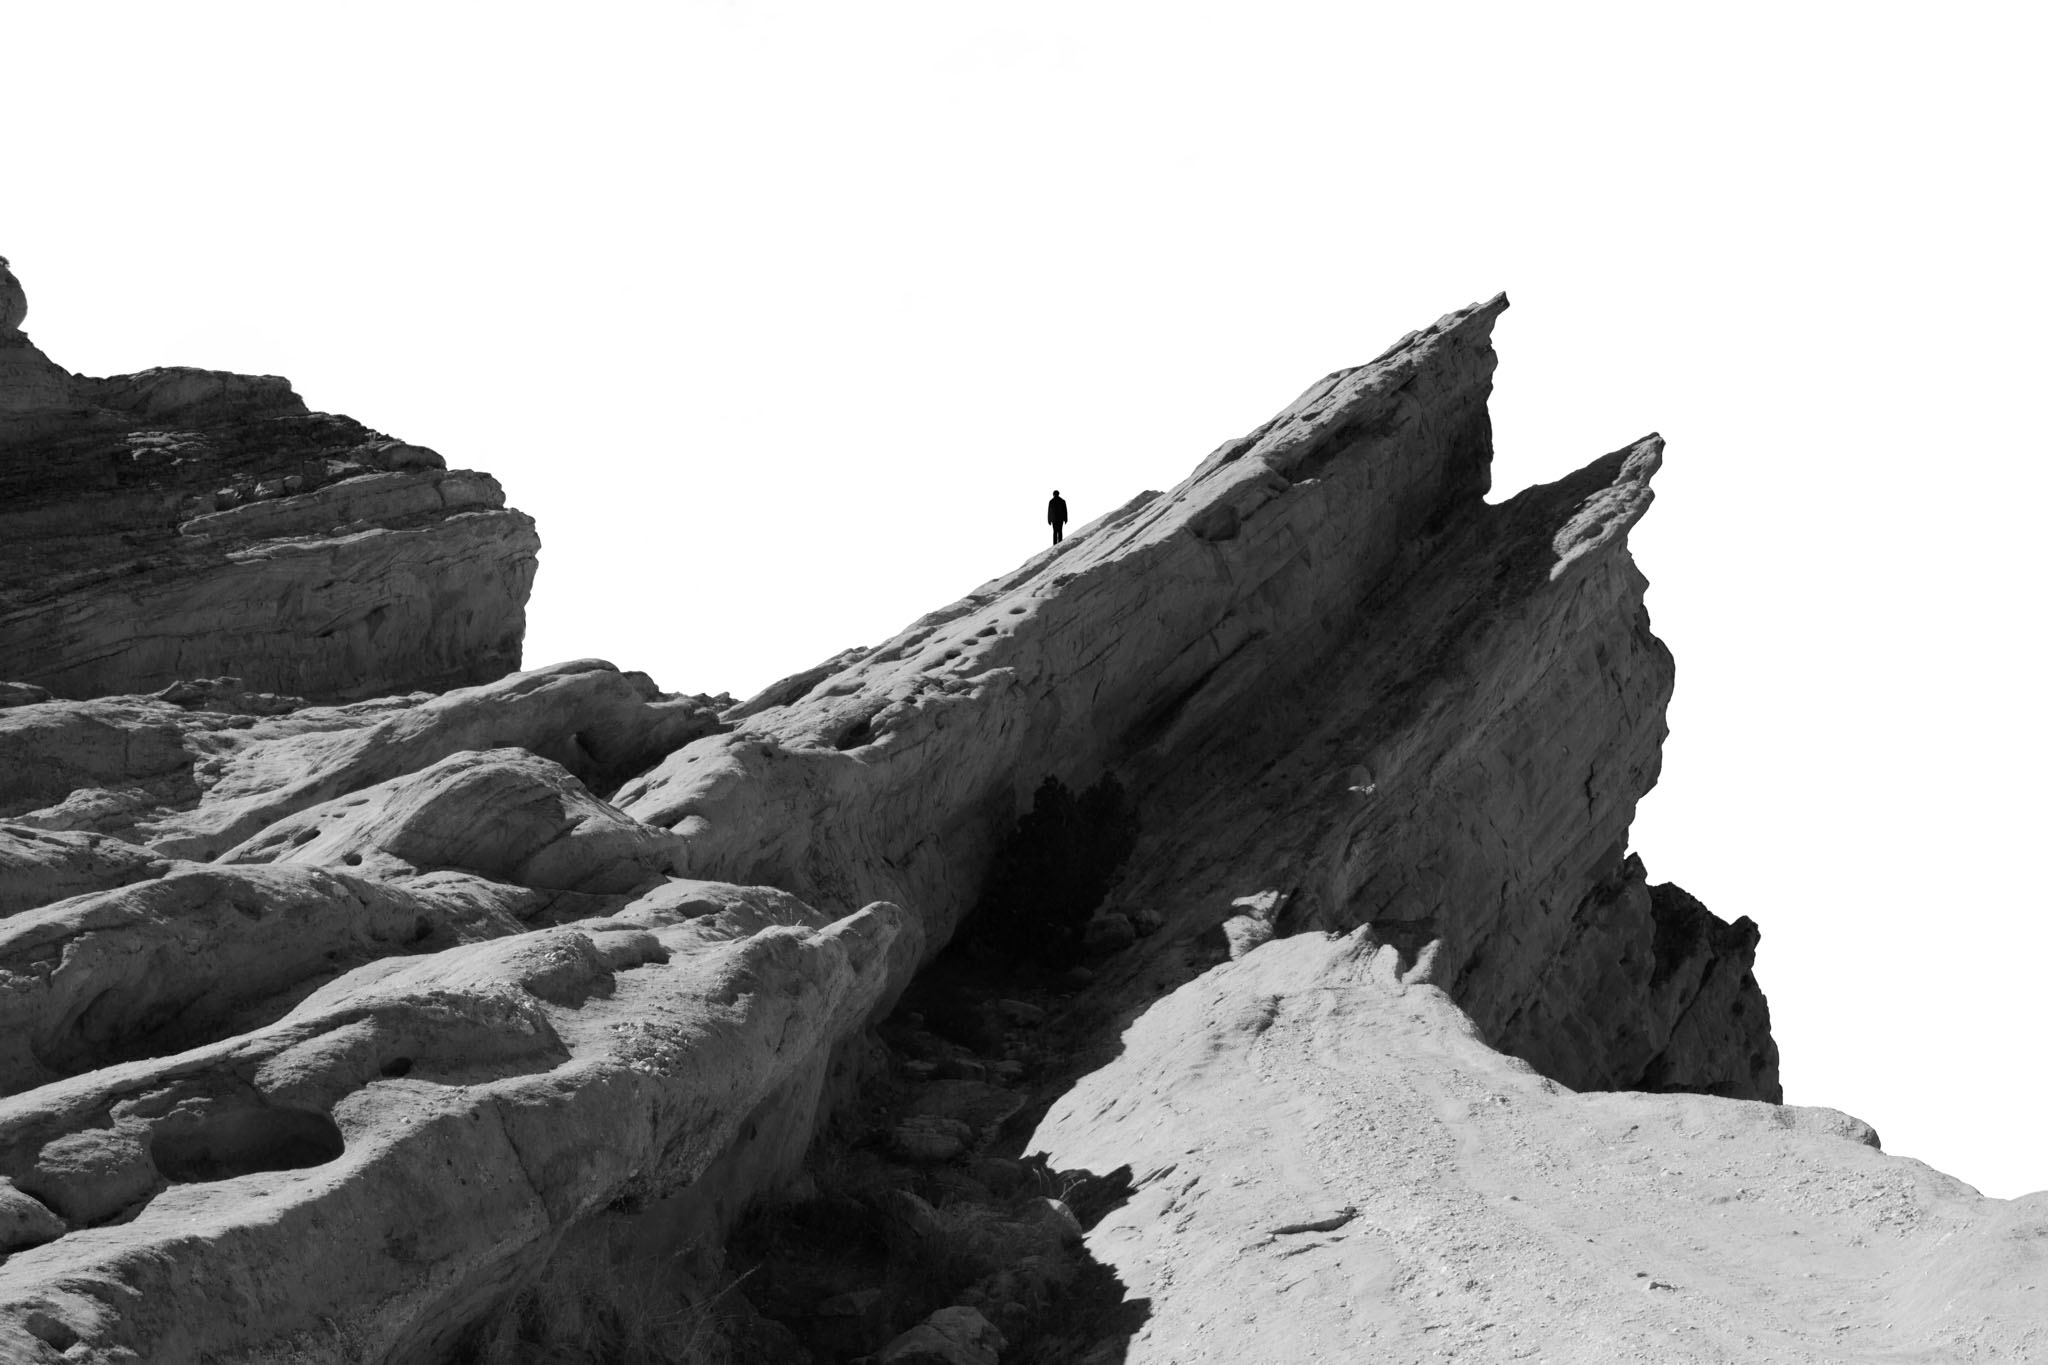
219, 746, 689, 894
0, 862, 538, 1095
876, 1305, 1006, 1365
0, 658, 725, 851
1032, 929, 2047, 1363
0, 260, 540, 702
614, 296, 1771, 1098
0, 1178, 63, 1254
0, 825, 168, 918
0, 889, 918, 1362
6, 296, 2026, 1363
1075, 435, 1779, 1098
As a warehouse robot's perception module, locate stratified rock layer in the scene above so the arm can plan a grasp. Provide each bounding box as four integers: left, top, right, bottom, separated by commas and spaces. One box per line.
7, 296, 2023, 1364
0, 259, 539, 702
616, 295, 1775, 1099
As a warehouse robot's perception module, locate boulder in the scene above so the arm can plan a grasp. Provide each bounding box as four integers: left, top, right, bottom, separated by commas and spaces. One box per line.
0, 1178, 64, 1252
145, 657, 727, 859
1080, 912, 1136, 955
12, 1128, 157, 1224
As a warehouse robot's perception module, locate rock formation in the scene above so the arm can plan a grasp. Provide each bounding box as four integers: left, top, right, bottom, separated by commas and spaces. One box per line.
0, 259, 539, 703
1035, 930, 2045, 1362
1, 291, 2040, 1363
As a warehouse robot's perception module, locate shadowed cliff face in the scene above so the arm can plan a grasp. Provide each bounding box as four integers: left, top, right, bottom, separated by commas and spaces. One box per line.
0, 259, 538, 703
0, 296, 1846, 1363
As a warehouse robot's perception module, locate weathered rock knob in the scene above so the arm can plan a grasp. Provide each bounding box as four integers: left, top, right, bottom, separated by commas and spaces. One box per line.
0, 256, 27, 337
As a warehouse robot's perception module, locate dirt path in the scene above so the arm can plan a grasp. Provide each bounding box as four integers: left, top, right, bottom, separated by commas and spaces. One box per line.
1032, 930, 2046, 1363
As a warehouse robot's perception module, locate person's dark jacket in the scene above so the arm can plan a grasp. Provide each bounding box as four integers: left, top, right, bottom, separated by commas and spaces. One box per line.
1047, 495, 1068, 527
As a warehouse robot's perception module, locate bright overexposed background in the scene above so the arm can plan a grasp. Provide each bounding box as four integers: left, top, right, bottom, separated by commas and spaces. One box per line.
10, 3, 2042, 1197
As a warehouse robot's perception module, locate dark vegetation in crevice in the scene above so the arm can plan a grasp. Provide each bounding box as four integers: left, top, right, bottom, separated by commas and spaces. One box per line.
957, 775, 1138, 969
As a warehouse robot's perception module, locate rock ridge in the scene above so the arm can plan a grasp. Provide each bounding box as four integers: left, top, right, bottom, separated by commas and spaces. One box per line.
5, 294, 2019, 1363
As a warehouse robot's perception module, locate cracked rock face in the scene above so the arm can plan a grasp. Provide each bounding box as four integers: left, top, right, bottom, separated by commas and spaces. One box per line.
0, 258, 540, 703
2, 295, 2028, 1362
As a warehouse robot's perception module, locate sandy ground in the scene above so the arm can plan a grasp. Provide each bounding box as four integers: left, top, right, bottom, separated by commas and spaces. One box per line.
1032, 930, 2046, 1363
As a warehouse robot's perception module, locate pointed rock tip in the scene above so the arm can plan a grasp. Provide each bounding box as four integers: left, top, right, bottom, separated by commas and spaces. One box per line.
1363, 293, 1509, 368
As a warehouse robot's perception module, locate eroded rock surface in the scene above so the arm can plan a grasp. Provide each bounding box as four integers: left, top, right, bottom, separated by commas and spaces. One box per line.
1033, 929, 2046, 1363
615, 296, 1773, 1098
2, 295, 2033, 1363
0, 891, 917, 1363
0, 259, 540, 702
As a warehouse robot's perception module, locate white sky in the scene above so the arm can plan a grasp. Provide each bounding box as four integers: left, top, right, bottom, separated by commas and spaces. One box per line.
11, 3, 2043, 1197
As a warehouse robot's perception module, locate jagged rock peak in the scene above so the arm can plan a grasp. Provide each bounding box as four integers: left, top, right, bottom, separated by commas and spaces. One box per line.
5, 299, 2028, 1363
0, 257, 540, 703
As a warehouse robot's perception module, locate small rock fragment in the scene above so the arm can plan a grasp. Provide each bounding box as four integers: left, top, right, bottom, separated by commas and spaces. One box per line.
876, 1305, 1006, 1365
16, 1129, 158, 1223
0, 1177, 66, 1251
1081, 913, 1137, 954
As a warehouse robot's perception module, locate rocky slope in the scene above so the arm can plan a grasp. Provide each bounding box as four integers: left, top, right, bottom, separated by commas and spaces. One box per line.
0, 292, 2038, 1363
0, 258, 539, 703
614, 296, 1773, 1100
1035, 930, 2046, 1363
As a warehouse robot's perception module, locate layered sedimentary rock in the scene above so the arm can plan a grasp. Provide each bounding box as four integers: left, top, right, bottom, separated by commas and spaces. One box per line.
5, 295, 2034, 1362
0, 258, 540, 702
616, 295, 1774, 1098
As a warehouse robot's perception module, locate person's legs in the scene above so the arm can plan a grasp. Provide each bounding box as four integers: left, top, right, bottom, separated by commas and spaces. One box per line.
1052, 523, 1063, 544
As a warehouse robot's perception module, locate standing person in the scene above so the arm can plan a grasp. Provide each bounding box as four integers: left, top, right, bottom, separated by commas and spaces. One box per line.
1048, 489, 1069, 545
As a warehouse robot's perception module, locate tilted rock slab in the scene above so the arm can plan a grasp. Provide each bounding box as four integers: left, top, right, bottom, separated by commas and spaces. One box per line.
619, 300, 1506, 920
618, 294, 1772, 1096
0, 884, 919, 1363
1032, 929, 2047, 1363
0, 259, 539, 703
1080, 435, 1777, 1097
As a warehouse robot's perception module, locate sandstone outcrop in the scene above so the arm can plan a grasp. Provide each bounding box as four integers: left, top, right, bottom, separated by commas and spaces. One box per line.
0, 258, 540, 702
1032, 928, 2047, 1362
1, 295, 2038, 1362
0, 889, 915, 1362
616, 296, 1773, 1098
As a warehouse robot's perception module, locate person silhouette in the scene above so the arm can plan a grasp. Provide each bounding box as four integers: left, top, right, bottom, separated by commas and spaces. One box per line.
1048, 489, 1069, 545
